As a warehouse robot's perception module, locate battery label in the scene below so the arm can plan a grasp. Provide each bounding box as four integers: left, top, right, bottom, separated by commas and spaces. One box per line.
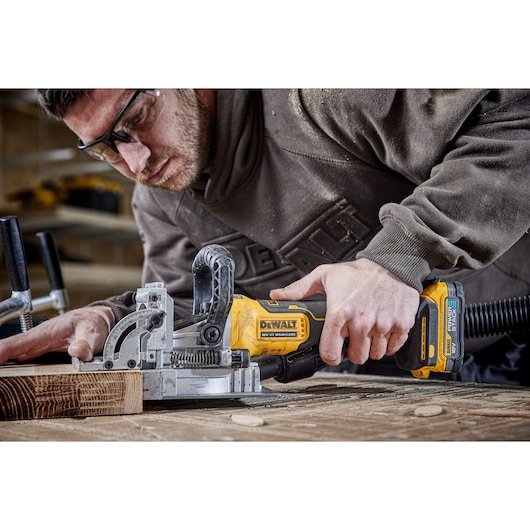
445, 298, 459, 358
446, 299, 458, 332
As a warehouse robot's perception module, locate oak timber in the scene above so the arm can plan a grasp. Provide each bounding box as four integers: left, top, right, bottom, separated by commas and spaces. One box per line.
0, 362, 143, 421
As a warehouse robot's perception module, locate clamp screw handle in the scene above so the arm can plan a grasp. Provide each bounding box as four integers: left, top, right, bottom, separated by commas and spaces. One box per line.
0, 216, 30, 293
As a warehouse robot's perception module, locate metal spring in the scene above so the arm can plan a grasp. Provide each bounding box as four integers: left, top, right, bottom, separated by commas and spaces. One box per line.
171, 349, 220, 368
464, 295, 530, 339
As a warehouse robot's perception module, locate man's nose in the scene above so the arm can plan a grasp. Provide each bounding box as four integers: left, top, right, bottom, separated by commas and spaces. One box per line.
116, 141, 151, 174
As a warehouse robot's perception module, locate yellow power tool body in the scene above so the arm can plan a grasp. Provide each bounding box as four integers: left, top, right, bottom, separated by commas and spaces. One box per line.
229, 295, 328, 383
72, 244, 529, 398
229, 281, 466, 381
230, 295, 326, 356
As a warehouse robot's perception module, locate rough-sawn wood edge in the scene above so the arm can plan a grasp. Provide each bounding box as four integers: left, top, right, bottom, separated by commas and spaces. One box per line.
0, 363, 143, 421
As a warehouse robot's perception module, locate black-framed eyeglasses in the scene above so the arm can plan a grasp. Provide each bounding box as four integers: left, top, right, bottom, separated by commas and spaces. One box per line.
77, 89, 162, 164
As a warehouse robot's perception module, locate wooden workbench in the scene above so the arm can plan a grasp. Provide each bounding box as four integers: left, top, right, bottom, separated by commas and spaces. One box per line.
2, 370, 529, 441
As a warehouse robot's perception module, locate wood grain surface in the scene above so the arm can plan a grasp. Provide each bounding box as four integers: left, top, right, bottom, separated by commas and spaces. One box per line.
0, 363, 142, 420
1, 369, 529, 441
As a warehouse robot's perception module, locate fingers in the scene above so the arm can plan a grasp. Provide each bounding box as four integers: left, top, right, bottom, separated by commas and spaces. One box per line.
318, 316, 349, 366
0, 331, 50, 365
344, 329, 411, 365
0, 306, 115, 365
350, 312, 413, 363
320, 316, 412, 366
386, 331, 411, 356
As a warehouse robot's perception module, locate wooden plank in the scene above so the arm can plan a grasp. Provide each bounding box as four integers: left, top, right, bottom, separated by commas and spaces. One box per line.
1, 371, 529, 441
0, 363, 143, 421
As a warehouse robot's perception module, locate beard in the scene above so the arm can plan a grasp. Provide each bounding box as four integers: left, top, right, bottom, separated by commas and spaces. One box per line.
137, 89, 214, 192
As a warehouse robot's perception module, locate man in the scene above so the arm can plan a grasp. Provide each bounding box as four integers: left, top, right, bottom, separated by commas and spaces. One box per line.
1, 89, 529, 384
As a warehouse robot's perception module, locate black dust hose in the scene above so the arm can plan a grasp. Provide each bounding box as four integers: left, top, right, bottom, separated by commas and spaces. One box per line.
464, 295, 530, 339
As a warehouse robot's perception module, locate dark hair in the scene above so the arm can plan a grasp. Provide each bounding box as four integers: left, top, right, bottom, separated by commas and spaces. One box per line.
36, 89, 90, 119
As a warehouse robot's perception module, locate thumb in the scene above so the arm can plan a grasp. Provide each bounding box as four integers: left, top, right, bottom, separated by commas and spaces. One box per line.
68, 339, 94, 362
66, 307, 114, 362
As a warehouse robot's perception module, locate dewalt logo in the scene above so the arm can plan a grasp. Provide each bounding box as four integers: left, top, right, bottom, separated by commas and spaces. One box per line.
259, 319, 300, 339
260, 320, 297, 330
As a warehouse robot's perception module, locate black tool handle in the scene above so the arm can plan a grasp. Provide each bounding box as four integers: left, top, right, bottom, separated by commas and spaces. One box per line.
36, 231, 65, 291
257, 346, 328, 383
192, 244, 235, 346
0, 216, 30, 292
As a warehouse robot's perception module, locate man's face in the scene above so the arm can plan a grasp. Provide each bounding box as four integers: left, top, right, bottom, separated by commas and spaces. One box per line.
63, 89, 214, 192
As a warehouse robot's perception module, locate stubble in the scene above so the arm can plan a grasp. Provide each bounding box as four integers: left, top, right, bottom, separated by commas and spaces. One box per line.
137, 89, 214, 192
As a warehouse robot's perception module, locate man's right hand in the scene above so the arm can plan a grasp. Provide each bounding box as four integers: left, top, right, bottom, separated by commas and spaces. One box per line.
0, 306, 115, 365
270, 258, 420, 367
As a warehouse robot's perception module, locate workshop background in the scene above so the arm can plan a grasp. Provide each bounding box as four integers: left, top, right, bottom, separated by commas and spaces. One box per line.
0, 89, 143, 330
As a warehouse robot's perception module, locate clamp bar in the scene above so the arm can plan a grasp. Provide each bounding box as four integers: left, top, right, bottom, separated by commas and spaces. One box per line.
0, 216, 32, 331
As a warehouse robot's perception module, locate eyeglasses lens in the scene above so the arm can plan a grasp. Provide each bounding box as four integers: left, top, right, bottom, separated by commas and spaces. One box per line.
82, 90, 161, 164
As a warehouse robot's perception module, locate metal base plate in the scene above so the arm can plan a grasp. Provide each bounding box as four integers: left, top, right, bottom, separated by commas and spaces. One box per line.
149, 387, 281, 400
72, 357, 281, 400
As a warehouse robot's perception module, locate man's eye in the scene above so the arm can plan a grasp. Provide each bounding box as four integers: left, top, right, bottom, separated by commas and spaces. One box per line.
121, 106, 148, 131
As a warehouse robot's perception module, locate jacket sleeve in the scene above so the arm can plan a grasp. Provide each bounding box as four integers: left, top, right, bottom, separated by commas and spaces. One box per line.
357, 90, 530, 291
88, 185, 198, 321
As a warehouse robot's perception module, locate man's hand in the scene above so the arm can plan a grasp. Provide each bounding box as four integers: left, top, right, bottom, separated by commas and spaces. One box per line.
0, 306, 115, 365
270, 258, 420, 366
